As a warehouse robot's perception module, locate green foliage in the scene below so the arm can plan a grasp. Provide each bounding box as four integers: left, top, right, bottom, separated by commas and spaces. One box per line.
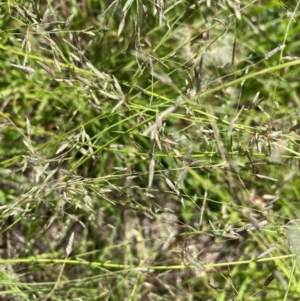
1, 0, 300, 300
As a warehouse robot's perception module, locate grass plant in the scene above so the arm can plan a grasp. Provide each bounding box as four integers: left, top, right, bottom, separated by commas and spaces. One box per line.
1, 0, 300, 300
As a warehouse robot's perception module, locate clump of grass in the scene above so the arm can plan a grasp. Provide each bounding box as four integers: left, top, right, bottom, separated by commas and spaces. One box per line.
1, 0, 300, 300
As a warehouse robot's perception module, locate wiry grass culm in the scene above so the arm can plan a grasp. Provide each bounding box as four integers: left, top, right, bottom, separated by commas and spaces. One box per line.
1, 1, 300, 300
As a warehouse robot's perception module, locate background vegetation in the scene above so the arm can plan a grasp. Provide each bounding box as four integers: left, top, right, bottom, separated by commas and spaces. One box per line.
1, 0, 300, 300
